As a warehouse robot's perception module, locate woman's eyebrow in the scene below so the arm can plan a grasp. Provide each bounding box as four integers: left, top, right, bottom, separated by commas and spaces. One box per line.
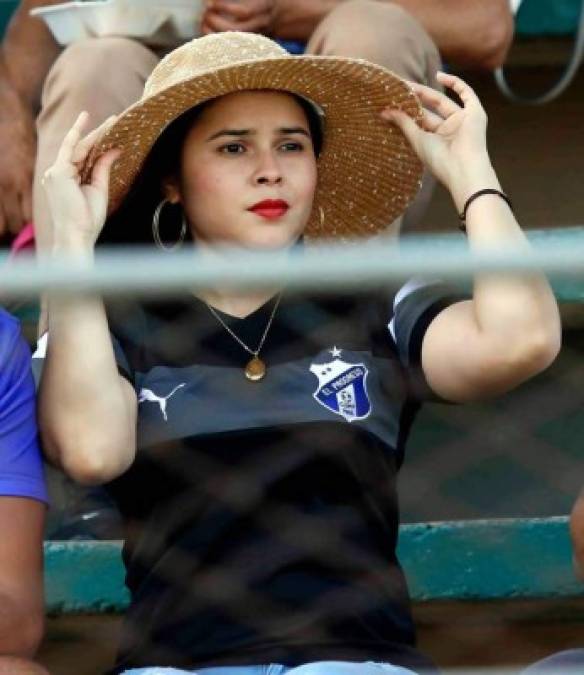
278, 127, 311, 137
206, 129, 251, 142
206, 127, 310, 142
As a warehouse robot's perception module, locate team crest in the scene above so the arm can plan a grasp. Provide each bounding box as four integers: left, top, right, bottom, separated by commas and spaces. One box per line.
310, 347, 371, 423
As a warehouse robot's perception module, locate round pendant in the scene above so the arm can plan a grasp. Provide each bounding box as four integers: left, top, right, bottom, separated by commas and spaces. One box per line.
245, 356, 266, 382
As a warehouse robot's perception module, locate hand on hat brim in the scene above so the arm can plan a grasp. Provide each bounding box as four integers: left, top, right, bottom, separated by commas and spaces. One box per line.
72, 114, 118, 167
42, 111, 121, 251
381, 72, 490, 196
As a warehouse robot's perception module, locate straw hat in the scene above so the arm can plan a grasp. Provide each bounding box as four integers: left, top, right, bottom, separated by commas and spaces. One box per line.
91, 31, 424, 240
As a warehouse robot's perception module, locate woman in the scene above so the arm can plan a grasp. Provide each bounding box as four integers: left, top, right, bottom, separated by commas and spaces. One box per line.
38, 32, 561, 675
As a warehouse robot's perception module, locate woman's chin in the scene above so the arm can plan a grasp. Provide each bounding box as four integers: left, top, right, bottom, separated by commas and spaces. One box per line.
193, 221, 306, 251
236, 227, 304, 251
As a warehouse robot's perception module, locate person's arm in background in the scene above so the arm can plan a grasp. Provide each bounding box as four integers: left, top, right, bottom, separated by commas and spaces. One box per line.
570, 489, 584, 579
203, 0, 514, 70
0, 0, 60, 238
0, 498, 45, 658
0, 314, 48, 663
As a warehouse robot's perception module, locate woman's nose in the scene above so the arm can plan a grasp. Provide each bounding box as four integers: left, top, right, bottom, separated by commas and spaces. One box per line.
253, 152, 283, 186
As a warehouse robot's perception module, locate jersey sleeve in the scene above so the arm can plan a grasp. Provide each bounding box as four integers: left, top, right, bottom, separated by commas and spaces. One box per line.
0, 313, 48, 504
106, 301, 145, 387
110, 332, 135, 385
33, 327, 135, 387
386, 278, 467, 400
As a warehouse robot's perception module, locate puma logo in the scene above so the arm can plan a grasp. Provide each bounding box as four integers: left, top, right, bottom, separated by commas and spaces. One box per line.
138, 383, 186, 421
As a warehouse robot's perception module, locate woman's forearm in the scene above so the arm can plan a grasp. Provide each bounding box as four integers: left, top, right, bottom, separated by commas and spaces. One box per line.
39, 246, 136, 485
452, 158, 561, 359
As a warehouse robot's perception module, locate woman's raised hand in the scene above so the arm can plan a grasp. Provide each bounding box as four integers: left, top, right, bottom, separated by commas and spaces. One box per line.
383, 73, 494, 209
42, 111, 120, 252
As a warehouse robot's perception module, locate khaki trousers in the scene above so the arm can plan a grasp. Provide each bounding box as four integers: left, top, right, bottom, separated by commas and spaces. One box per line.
33, 0, 441, 250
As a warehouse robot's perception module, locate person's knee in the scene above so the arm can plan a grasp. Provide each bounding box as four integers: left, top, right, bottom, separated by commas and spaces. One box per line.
41, 37, 155, 106
311, 0, 440, 85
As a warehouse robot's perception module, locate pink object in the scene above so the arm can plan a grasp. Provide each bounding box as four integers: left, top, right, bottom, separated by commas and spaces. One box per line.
9, 223, 36, 259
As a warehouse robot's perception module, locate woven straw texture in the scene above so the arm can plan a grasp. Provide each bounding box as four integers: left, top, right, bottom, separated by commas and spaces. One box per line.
91, 32, 424, 241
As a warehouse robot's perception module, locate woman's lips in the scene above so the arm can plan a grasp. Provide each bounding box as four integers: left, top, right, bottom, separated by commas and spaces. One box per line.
248, 200, 290, 220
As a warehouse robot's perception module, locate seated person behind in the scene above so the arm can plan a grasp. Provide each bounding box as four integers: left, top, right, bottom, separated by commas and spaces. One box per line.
0, 0, 513, 246
0, 308, 49, 674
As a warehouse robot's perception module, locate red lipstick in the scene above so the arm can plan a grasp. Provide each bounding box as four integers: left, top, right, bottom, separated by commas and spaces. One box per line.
248, 199, 289, 219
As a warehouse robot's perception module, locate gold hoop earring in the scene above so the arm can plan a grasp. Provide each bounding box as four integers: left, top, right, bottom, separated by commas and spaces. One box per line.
319, 206, 325, 231
152, 199, 187, 251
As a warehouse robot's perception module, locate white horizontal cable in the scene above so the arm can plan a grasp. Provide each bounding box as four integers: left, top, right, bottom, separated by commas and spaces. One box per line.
2, 230, 584, 298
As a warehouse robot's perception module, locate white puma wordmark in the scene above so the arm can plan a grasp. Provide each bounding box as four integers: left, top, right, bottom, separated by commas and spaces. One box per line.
138, 383, 186, 421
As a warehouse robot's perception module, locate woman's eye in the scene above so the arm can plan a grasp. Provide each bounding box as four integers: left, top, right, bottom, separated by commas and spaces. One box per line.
220, 143, 246, 154
280, 142, 304, 152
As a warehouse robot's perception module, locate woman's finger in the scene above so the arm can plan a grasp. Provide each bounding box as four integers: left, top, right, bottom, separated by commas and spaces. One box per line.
72, 115, 118, 165
408, 81, 460, 119
436, 72, 482, 109
89, 148, 121, 194
381, 109, 426, 156
419, 108, 444, 133
54, 111, 90, 167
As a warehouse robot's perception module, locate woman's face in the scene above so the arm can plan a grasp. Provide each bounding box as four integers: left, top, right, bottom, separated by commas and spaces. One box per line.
166, 91, 318, 250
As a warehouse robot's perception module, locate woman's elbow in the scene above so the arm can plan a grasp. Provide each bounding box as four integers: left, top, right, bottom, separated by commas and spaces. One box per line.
42, 430, 134, 486
503, 327, 561, 381
472, 328, 561, 396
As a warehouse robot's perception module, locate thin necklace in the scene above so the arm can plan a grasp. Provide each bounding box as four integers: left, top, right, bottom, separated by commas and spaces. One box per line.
205, 294, 282, 382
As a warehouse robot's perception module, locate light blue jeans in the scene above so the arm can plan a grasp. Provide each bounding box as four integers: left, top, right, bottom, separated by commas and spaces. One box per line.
123, 662, 419, 675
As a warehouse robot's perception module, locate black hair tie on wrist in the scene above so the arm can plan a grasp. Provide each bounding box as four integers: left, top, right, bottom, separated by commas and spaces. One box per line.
459, 189, 513, 232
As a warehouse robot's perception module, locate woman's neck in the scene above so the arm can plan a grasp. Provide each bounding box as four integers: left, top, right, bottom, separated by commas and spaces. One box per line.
191, 240, 290, 318
195, 288, 281, 319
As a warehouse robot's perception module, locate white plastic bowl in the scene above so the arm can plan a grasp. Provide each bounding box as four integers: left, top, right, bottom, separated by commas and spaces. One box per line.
31, 0, 201, 48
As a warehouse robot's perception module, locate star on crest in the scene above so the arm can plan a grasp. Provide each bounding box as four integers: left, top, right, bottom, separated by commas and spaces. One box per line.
329, 346, 343, 359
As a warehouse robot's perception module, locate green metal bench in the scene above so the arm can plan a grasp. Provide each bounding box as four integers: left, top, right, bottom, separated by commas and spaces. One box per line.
44, 517, 583, 614
516, 0, 583, 36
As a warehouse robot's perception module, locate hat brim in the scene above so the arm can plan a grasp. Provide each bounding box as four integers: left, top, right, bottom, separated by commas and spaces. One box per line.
92, 55, 424, 241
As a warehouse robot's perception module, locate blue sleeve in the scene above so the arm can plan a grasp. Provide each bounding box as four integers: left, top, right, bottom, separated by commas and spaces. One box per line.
0, 312, 48, 504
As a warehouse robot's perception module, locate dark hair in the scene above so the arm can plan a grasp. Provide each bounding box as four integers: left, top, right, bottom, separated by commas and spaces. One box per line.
98, 92, 324, 247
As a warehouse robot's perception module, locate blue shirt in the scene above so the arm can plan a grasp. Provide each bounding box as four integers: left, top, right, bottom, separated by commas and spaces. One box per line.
0, 309, 48, 504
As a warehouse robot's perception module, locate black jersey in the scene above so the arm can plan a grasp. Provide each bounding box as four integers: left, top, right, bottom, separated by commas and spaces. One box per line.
105, 283, 460, 674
